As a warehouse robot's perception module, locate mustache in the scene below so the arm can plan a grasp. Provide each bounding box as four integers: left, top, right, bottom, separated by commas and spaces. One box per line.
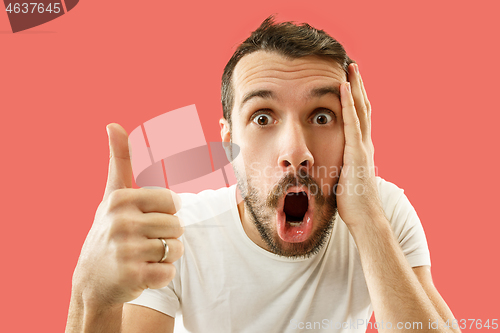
265, 173, 328, 209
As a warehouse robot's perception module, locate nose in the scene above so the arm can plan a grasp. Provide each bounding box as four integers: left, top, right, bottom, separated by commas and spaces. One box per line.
277, 123, 314, 175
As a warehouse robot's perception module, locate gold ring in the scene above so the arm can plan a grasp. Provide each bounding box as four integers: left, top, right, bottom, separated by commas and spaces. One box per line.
159, 238, 169, 263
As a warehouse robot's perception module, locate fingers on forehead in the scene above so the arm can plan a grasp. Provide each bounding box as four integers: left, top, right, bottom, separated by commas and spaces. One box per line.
356, 68, 371, 114
341, 83, 362, 140
349, 65, 366, 112
348, 64, 371, 136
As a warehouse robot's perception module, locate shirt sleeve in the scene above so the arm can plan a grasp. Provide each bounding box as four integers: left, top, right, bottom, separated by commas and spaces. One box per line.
127, 279, 180, 318
377, 177, 432, 268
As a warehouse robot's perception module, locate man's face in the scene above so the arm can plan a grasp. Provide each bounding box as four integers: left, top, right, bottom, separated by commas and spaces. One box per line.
221, 51, 346, 258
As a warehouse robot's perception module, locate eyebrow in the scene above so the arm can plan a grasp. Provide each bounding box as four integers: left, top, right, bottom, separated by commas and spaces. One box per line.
308, 86, 340, 100
239, 86, 340, 109
240, 90, 275, 109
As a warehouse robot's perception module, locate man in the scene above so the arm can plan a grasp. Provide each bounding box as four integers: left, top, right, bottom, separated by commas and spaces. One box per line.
66, 17, 460, 332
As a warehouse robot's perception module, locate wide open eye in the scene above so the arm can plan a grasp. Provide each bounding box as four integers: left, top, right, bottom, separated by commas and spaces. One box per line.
252, 113, 274, 126
312, 112, 333, 125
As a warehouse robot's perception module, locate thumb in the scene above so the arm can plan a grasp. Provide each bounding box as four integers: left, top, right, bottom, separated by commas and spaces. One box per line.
104, 123, 133, 200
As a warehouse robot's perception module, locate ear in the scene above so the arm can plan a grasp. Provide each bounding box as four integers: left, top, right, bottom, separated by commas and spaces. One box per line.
219, 118, 231, 143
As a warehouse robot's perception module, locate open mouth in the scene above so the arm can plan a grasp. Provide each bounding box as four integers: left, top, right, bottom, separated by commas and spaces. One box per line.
284, 191, 309, 225
276, 187, 314, 243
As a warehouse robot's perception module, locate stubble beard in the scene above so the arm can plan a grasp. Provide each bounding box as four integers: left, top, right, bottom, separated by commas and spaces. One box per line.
234, 164, 338, 259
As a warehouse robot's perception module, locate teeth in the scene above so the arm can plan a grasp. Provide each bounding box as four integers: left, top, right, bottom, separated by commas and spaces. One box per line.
288, 222, 302, 227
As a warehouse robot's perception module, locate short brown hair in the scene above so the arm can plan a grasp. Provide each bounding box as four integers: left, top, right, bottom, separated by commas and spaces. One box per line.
221, 16, 355, 125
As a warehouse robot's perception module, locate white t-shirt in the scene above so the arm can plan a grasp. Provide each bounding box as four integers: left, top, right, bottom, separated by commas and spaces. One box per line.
128, 177, 431, 332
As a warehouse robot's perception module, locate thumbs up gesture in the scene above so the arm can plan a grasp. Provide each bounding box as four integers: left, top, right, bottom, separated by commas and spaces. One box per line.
72, 124, 184, 307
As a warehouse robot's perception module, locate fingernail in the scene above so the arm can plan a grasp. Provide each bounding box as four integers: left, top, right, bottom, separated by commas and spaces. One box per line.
106, 126, 112, 158
354, 64, 359, 74
346, 82, 351, 92
127, 137, 133, 158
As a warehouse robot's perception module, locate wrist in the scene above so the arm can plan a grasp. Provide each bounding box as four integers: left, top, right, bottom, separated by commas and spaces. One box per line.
346, 213, 392, 247
342, 202, 387, 230
67, 287, 124, 333
71, 269, 122, 313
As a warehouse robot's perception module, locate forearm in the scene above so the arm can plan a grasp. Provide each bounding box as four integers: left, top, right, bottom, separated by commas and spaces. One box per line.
65, 286, 123, 333
349, 216, 451, 333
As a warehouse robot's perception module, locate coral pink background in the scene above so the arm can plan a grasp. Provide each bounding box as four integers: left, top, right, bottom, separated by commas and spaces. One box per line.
1, 0, 499, 332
